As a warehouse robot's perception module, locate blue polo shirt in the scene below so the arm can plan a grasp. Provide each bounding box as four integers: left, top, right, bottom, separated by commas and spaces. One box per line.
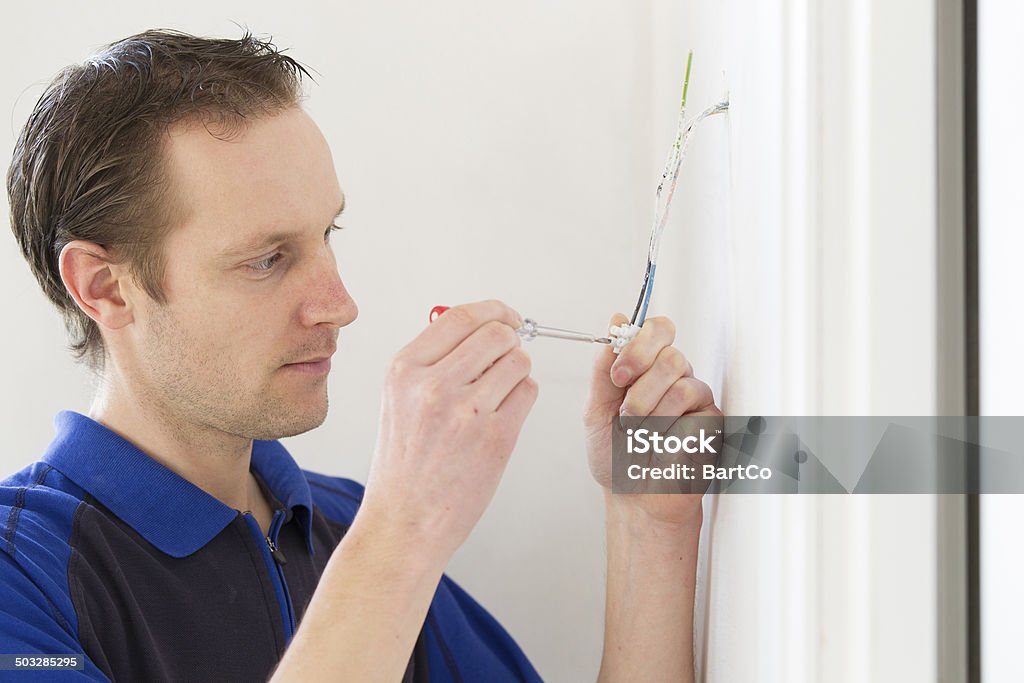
0, 411, 541, 681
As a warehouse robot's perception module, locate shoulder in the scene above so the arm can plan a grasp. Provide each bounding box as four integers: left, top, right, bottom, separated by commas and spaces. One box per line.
0, 462, 89, 636
302, 470, 365, 526
1, 461, 87, 557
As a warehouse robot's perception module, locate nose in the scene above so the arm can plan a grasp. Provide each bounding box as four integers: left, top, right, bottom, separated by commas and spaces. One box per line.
300, 249, 358, 329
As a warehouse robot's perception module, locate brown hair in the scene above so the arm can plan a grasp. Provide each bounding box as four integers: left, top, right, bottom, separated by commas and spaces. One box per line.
7, 29, 310, 370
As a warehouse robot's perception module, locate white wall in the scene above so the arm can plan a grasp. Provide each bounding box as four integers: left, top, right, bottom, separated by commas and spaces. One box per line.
646, 0, 944, 680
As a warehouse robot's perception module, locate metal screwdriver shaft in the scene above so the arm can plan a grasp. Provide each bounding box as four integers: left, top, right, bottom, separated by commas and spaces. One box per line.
429, 307, 610, 346
518, 319, 612, 345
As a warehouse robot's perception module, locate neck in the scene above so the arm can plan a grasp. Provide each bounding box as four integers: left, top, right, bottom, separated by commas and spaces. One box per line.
89, 368, 275, 532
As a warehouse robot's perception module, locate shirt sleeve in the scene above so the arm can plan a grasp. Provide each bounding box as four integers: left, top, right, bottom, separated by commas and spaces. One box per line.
0, 550, 109, 681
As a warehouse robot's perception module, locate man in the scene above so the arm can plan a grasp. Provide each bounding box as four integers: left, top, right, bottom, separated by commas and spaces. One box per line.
1, 30, 719, 681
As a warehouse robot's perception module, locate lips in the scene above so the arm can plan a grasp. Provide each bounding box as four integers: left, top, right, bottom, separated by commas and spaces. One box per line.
282, 345, 336, 374
288, 354, 333, 365
283, 357, 332, 375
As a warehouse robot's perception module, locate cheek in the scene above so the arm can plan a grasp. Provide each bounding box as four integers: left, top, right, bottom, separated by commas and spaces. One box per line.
163, 267, 300, 358
200, 293, 294, 360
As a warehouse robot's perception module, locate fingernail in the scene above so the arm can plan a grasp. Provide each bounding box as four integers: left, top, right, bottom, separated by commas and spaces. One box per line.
619, 406, 631, 417
612, 367, 631, 386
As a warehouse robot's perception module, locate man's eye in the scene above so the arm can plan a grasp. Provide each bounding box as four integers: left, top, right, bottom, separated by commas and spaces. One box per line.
325, 223, 343, 242
248, 253, 283, 272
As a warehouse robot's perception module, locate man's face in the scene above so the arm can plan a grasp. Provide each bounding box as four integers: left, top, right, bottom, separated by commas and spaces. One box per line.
123, 107, 357, 441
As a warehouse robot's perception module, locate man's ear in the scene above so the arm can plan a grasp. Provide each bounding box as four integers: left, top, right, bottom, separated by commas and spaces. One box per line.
58, 240, 134, 330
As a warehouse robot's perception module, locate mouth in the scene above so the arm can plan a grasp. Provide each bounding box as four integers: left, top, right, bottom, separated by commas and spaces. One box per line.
282, 358, 332, 375
282, 348, 336, 375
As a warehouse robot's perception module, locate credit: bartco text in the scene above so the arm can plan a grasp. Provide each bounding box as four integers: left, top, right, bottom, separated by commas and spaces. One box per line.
626, 464, 773, 481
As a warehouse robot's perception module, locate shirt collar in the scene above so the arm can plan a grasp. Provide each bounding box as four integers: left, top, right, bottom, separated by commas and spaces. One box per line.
41, 411, 314, 558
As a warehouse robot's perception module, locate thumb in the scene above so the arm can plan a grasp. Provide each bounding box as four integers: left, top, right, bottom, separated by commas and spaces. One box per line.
585, 312, 630, 418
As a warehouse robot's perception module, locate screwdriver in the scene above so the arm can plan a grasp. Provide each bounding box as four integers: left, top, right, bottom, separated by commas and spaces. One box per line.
429, 306, 612, 345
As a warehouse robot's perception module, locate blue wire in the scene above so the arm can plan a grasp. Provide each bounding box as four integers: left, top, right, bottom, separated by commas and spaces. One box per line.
636, 262, 657, 326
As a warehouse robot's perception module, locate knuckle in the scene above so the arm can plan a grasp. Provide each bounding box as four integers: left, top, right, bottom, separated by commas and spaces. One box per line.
507, 324, 523, 346
510, 348, 532, 374
483, 298, 503, 307
668, 349, 690, 376
419, 377, 446, 406
481, 298, 510, 320
388, 353, 412, 380
621, 395, 644, 416
669, 378, 692, 403
650, 316, 676, 339
445, 306, 476, 329
482, 320, 513, 345
698, 381, 716, 405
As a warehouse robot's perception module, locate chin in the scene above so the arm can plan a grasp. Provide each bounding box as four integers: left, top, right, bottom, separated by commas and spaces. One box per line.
272, 413, 328, 439
246, 397, 329, 440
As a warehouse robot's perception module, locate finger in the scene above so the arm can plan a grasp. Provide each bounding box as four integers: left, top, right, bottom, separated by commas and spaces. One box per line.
438, 320, 521, 384
648, 377, 715, 417
402, 300, 523, 366
494, 376, 540, 427
473, 346, 533, 413
618, 346, 694, 417
586, 312, 630, 413
609, 316, 676, 388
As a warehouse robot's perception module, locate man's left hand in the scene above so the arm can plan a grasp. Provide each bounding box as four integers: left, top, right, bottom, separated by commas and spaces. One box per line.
583, 313, 721, 526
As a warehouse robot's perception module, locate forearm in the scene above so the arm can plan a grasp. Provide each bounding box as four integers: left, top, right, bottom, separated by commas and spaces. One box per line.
270, 511, 446, 682
598, 492, 702, 683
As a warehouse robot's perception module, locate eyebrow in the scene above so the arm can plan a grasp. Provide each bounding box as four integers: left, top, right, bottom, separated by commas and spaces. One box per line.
219, 199, 346, 260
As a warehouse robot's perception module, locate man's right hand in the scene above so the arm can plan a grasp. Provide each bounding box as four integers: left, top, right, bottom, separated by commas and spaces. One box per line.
359, 299, 539, 564
272, 300, 537, 682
